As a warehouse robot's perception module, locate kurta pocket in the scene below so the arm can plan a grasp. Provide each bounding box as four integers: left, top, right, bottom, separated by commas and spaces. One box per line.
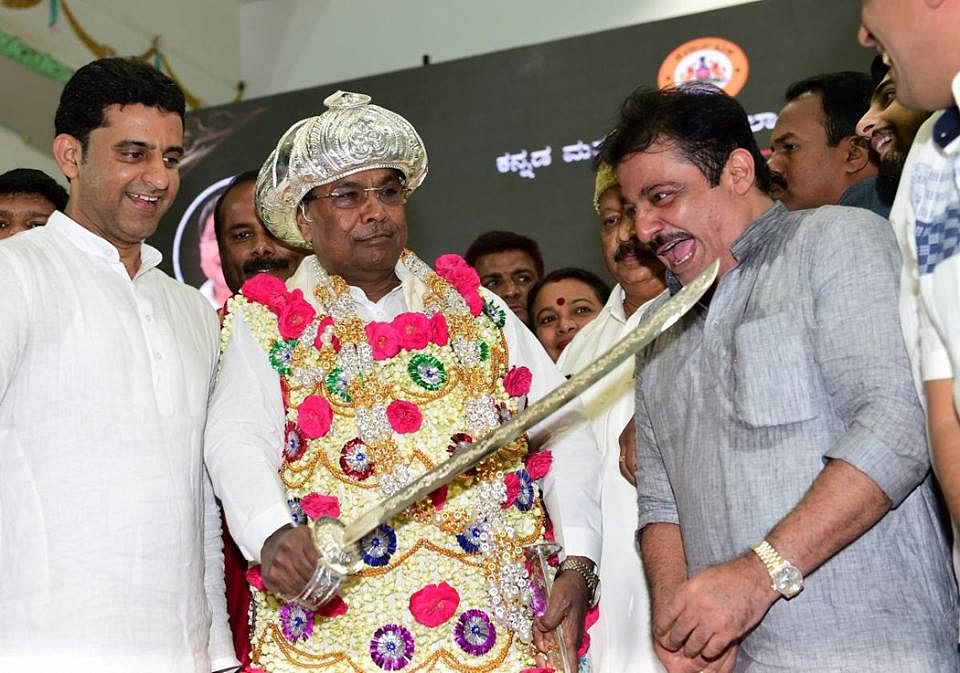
733, 312, 818, 427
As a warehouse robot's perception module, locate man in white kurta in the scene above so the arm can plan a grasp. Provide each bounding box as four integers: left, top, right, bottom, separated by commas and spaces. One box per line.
556, 164, 666, 672
0, 57, 312, 673
0, 212, 236, 672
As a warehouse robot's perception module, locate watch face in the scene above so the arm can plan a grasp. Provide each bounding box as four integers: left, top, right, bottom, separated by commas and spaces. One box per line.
773, 565, 803, 598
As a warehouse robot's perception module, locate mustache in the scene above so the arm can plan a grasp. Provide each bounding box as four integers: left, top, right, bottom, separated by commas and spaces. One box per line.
614, 237, 659, 263
649, 231, 691, 252
769, 173, 788, 192
242, 257, 291, 275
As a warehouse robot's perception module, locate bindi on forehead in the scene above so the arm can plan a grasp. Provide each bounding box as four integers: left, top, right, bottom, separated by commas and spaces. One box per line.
556, 297, 566, 306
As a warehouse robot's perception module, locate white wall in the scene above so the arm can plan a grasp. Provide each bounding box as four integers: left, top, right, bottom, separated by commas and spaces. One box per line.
239, 0, 764, 99
0, 125, 63, 182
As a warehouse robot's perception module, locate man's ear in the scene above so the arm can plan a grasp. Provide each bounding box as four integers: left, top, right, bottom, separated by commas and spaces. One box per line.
52, 134, 82, 181
295, 203, 313, 246
843, 135, 871, 173
723, 148, 757, 196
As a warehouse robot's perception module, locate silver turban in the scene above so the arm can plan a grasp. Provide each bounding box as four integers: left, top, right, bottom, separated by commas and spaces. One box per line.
255, 90, 429, 249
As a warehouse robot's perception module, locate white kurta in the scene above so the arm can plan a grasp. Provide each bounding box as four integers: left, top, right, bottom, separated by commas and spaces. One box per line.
0, 213, 237, 672
557, 284, 663, 673
205, 255, 602, 566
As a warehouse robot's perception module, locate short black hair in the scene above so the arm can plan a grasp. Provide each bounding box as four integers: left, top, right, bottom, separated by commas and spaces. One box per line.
784, 71, 874, 146
527, 266, 612, 322
465, 230, 545, 278
870, 55, 890, 89
0, 168, 68, 211
213, 170, 260, 247
598, 84, 771, 194
55, 57, 186, 152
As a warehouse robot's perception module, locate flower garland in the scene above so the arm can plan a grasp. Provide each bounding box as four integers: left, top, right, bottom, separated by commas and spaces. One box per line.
225, 251, 558, 672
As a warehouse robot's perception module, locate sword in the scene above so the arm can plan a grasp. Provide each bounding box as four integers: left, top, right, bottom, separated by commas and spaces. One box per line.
344, 258, 717, 546
300, 259, 718, 604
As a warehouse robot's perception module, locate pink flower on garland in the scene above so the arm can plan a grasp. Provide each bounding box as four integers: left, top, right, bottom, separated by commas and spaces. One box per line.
435, 254, 483, 316
278, 289, 316, 340
241, 273, 289, 311
365, 321, 401, 360
430, 313, 449, 346
313, 316, 341, 352
317, 595, 348, 618
464, 291, 484, 316
503, 366, 533, 397
393, 312, 431, 351
386, 400, 422, 434
408, 582, 460, 627
298, 395, 333, 439
525, 450, 552, 481
245, 565, 266, 591
502, 472, 521, 508
300, 492, 341, 520
429, 484, 448, 511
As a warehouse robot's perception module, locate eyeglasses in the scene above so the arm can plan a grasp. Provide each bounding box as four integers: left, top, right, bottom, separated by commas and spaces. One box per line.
305, 183, 410, 210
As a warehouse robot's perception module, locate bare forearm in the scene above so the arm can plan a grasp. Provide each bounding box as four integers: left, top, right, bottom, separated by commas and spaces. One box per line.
926, 378, 960, 522
766, 458, 890, 576
640, 522, 688, 613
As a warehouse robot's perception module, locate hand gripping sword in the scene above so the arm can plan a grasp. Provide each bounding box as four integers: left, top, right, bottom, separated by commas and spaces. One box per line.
297, 259, 719, 607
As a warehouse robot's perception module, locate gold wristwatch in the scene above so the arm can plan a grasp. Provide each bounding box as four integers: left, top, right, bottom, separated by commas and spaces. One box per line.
557, 557, 601, 607
752, 540, 803, 599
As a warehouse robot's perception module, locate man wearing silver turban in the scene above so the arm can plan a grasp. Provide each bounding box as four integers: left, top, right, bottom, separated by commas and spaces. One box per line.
206, 91, 602, 672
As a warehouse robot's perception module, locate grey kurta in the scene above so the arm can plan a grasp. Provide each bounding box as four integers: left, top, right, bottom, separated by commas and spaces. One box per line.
635, 202, 958, 672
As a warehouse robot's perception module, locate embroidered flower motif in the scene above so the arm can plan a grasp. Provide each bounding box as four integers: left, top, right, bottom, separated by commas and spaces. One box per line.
300, 492, 341, 520
483, 299, 507, 329
408, 581, 460, 627
366, 321, 401, 360
313, 315, 341, 352
241, 273, 289, 311
502, 366, 533, 397
393, 312, 431, 351
325, 367, 352, 403
386, 400, 422, 434
514, 469, 536, 511
278, 602, 314, 642
528, 579, 546, 618
268, 339, 297, 376
456, 521, 485, 554
245, 565, 266, 591
430, 313, 449, 346
298, 395, 333, 439
370, 624, 415, 670
361, 524, 397, 567
407, 353, 447, 391
283, 422, 306, 462
317, 594, 348, 618
277, 289, 316, 340
502, 472, 521, 509
287, 497, 308, 525
340, 438, 375, 480
454, 609, 497, 656
525, 450, 552, 481
446, 432, 477, 478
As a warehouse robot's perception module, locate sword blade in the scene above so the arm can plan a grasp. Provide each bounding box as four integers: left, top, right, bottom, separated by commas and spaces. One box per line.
342, 259, 719, 547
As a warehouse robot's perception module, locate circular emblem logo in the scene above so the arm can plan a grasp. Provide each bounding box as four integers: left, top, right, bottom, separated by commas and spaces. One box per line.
657, 37, 749, 96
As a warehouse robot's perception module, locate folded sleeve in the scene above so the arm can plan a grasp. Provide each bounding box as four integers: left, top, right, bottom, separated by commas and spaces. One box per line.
634, 374, 680, 531
812, 208, 930, 507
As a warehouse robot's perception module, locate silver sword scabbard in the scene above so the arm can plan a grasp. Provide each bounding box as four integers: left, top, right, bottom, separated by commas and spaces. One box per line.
300, 259, 718, 606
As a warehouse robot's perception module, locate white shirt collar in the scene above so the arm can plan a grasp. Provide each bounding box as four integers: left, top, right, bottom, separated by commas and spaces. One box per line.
46, 210, 163, 276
